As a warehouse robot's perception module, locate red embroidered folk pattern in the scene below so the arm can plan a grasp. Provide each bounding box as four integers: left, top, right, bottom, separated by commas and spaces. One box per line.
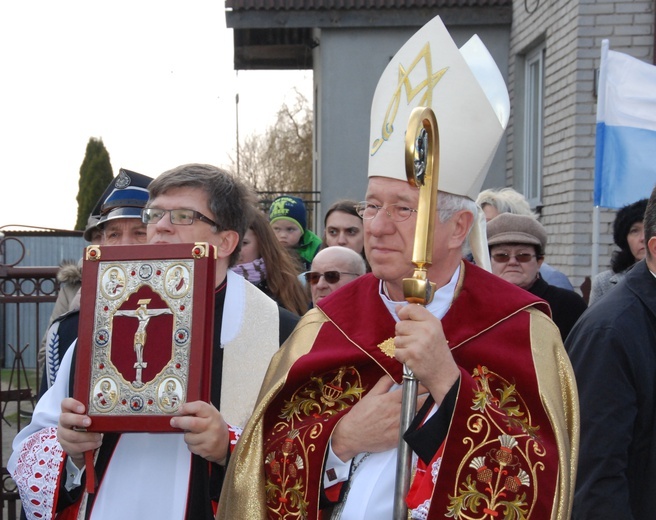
12, 427, 64, 519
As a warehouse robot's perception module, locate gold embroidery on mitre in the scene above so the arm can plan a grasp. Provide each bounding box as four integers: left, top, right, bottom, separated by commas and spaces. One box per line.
378, 337, 396, 357
371, 43, 448, 155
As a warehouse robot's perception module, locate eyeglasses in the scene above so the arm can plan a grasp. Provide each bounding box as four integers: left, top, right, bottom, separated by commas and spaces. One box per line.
303, 271, 360, 285
355, 201, 418, 222
491, 252, 537, 263
142, 208, 218, 227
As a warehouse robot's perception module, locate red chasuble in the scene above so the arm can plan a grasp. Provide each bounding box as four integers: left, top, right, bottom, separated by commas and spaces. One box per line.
219, 261, 578, 520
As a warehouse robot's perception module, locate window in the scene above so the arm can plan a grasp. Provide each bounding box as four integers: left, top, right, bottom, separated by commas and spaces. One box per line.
521, 44, 545, 208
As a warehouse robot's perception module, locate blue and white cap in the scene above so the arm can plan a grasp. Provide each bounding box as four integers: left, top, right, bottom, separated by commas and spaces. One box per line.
84, 168, 153, 240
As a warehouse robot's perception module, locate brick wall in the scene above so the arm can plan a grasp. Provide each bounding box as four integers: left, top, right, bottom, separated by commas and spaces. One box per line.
508, 0, 654, 292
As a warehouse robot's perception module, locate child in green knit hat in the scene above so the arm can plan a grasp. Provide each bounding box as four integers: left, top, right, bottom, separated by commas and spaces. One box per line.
269, 195, 322, 271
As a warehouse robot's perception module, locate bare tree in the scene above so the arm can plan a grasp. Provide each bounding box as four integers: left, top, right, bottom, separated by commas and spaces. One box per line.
232, 90, 313, 194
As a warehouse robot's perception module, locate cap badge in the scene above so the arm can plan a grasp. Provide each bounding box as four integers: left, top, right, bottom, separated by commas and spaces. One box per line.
114, 169, 132, 189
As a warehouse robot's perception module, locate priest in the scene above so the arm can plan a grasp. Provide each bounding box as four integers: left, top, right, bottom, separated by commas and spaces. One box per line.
218, 16, 578, 520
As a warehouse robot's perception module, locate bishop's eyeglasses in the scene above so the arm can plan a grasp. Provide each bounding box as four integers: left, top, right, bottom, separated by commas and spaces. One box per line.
355, 201, 418, 222
142, 208, 218, 227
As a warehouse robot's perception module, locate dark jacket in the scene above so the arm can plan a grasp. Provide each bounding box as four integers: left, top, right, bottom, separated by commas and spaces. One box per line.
566, 260, 656, 520
528, 275, 587, 341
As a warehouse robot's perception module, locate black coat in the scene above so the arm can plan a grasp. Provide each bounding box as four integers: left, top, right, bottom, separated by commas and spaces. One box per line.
566, 260, 656, 520
528, 275, 587, 341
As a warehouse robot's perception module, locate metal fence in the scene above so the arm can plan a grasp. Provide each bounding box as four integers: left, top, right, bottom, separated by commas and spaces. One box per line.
0, 236, 59, 519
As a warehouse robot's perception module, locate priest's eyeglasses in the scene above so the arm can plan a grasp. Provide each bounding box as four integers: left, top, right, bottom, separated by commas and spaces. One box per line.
304, 271, 360, 285
142, 208, 219, 227
355, 201, 418, 222
491, 252, 537, 263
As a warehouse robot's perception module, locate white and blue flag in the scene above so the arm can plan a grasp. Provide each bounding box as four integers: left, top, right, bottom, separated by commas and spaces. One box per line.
594, 40, 656, 208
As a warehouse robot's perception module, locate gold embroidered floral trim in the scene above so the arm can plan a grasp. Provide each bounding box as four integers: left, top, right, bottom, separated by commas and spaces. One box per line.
264, 366, 364, 519
446, 365, 544, 518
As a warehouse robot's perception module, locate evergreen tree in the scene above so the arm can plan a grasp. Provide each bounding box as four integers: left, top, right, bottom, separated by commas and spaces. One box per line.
75, 137, 113, 230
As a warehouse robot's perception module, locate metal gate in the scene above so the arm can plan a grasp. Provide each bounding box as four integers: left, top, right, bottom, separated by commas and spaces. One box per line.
0, 236, 58, 519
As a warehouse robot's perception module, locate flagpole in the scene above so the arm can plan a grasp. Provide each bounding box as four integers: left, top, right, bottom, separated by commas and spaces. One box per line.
592, 40, 609, 278
592, 206, 600, 277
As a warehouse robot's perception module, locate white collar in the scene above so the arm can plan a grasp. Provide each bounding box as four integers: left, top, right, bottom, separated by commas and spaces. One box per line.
378, 264, 460, 322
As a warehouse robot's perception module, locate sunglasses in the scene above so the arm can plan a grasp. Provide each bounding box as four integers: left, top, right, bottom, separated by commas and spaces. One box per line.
303, 271, 359, 285
491, 252, 537, 263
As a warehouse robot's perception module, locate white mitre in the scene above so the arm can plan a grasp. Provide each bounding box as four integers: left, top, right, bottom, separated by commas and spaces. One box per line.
368, 16, 510, 269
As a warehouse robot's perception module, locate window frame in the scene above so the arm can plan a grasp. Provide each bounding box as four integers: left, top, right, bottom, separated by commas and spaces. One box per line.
522, 44, 545, 208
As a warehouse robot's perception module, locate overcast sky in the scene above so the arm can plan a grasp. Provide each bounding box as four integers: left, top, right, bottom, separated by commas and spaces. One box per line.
0, 1, 312, 231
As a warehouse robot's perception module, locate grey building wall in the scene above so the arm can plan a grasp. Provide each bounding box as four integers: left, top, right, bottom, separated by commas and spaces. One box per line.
313, 20, 511, 232
508, 0, 654, 291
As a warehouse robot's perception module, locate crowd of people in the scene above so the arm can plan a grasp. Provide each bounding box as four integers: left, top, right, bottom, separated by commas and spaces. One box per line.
8, 13, 653, 520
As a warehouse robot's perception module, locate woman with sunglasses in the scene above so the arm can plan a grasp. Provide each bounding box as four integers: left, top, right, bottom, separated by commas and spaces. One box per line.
476, 187, 574, 291
487, 213, 587, 341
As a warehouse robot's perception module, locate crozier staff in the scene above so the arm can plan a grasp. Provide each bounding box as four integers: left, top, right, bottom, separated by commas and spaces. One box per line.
393, 105, 440, 519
